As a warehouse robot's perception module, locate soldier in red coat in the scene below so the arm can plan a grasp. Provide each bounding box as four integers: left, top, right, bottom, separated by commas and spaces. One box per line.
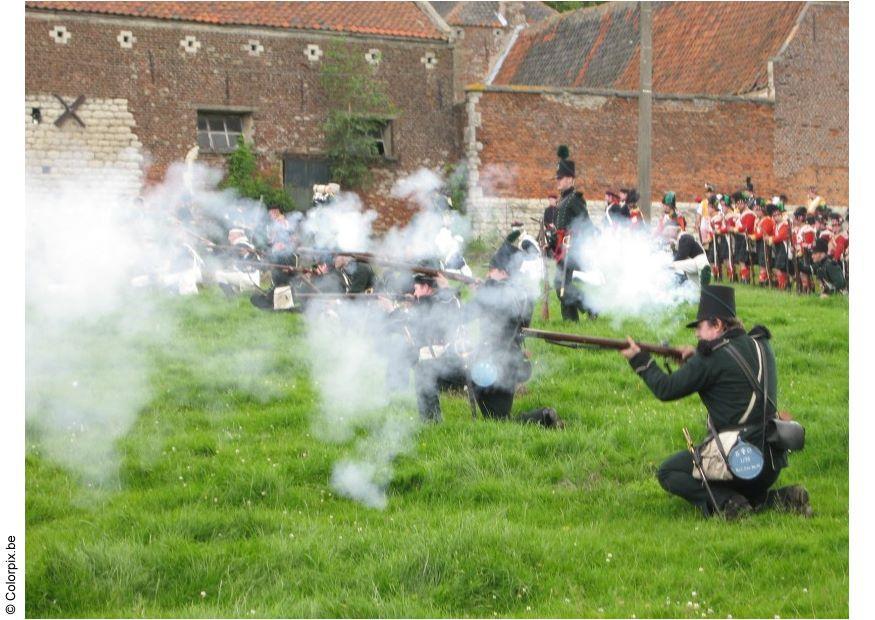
828, 212, 849, 287
753, 202, 775, 286
793, 208, 816, 294
735, 196, 757, 284
771, 205, 792, 290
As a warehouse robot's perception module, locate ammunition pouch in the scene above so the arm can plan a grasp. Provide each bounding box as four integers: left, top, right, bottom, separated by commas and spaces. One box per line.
766, 418, 805, 452
273, 286, 295, 310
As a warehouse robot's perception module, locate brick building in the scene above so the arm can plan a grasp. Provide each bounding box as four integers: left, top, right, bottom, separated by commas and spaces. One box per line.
25, 1, 458, 226
464, 1, 849, 235
430, 1, 556, 103
24, 1, 849, 236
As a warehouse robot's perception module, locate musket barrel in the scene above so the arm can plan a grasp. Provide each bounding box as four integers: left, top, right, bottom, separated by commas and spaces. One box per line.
521, 328, 685, 360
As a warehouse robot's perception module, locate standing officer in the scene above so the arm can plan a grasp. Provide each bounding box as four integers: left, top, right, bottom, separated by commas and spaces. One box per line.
552, 145, 594, 322
619, 285, 810, 519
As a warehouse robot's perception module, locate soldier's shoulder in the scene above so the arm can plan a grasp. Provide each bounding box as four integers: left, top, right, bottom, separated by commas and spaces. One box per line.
748, 325, 772, 340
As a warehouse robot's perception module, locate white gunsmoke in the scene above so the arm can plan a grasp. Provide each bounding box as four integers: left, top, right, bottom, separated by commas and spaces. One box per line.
302, 167, 479, 509
574, 226, 698, 330
25, 154, 296, 483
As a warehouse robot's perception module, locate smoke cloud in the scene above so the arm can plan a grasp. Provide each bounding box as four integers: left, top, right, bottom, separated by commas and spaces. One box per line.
25, 154, 292, 483
573, 226, 699, 331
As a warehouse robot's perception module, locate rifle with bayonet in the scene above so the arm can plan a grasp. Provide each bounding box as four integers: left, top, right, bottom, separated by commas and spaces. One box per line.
788, 219, 802, 294
531, 217, 551, 321
521, 328, 685, 361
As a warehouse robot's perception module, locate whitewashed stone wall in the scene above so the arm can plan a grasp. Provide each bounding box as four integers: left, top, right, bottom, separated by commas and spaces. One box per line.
25, 95, 144, 200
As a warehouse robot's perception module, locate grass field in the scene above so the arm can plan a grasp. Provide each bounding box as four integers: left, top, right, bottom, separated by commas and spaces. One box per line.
25, 284, 848, 618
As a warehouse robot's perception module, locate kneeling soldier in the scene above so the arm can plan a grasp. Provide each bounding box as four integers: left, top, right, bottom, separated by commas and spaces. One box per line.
620, 285, 810, 519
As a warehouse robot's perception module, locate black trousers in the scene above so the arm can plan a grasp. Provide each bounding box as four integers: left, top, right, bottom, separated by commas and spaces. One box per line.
414, 360, 466, 422
473, 384, 557, 426
733, 234, 749, 264
773, 242, 790, 272
657, 449, 781, 517
554, 258, 588, 322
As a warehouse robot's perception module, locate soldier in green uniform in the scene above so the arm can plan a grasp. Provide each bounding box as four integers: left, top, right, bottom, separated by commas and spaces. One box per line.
552, 145, 595, 322
466, 238, 563, 427
619, 285, 810, 519
336, 255, 376, 293
810, 237, 846, 297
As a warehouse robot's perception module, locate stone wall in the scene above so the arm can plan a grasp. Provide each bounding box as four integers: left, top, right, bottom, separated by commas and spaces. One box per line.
25, 94, 144, 200
25, 8, 459, 228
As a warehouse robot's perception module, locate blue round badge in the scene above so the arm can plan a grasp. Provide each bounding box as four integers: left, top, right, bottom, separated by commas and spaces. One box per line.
471, 360, 499, 387
727, 440, 764, 480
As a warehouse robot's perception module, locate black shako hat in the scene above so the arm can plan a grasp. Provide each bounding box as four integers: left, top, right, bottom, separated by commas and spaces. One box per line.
413, 273, 437, 287
556, 145, 575, 179
813, 237, 830, 254
686, 285, 737, 328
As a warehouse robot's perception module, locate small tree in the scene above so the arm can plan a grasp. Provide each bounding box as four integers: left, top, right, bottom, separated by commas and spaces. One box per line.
221, 137, 296, 211
442, 161, 469, 215
320, 40, 397, 189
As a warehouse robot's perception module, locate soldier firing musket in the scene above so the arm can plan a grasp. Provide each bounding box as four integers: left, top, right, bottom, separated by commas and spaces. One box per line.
617, 285, 810, 520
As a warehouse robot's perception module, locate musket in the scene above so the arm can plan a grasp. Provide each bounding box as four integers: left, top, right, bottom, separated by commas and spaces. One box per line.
763, 235, 773, 287
711, 224, 721, 281
348, 253, 479, 286
788, 220, 802, 294
532, 217, 551, 321
683, 427, 722, 518
244, 260, 313, 274
726, 224, 735, 281
296, 249, 479, 286
294, 292, 413, 301
520, 328, 685, 361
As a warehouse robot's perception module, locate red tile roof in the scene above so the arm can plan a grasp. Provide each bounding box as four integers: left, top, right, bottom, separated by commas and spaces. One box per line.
26, 1, 448, 40
493, 1, 806, 96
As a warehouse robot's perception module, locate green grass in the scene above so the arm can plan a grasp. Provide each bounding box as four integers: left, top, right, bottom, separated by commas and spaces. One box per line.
25, 285, 848, 618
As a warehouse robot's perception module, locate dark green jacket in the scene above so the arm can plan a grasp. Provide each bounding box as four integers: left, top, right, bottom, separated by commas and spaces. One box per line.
628, 325, 787, 467
555, 187, 590, 231
342, 260, 376, 293
812, 257, 846, 293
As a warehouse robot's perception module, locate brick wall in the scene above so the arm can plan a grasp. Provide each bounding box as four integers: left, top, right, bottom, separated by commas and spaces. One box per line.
772, 2, 848, 206
450, 25, 510, 103
466, 88, 778, 235
25, 9, 459, 228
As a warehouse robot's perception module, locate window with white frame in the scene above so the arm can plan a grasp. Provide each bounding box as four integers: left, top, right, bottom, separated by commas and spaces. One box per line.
196, 112, 248, 153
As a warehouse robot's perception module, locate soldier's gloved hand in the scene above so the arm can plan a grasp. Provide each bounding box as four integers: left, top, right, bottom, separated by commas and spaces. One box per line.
619, 337, 641, 360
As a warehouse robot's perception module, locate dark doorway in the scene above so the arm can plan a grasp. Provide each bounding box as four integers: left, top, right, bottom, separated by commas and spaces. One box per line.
283, 158, 330, 209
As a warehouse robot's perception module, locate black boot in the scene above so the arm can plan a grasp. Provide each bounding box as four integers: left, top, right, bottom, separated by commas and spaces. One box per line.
721, 494, 753, 521
766, 485, 813, 517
